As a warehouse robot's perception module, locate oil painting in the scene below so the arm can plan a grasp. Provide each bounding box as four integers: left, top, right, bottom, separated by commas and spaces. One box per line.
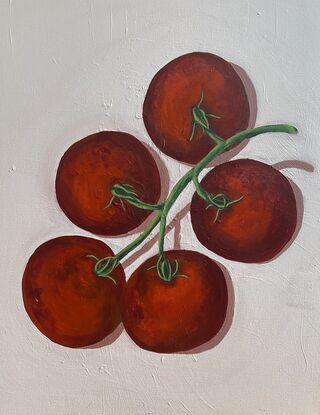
1, 1, 319, 414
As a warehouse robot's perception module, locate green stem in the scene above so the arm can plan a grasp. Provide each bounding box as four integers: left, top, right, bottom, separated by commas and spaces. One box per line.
192, 174, 208, 201
121, 199, 164, 211
157, 124, 297, 256
95, 123, 297, 278
116, 212, 162, 261
106, 183, 164, 211
158, 172, 193, 256
203, 127, 225, 145
192, 174, 226, 207
193, 124, 297, 176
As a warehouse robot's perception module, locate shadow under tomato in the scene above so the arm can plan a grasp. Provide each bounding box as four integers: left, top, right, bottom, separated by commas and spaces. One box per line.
82, 323, 124, 349
121, 203, 190, 269
232, 63, 258, 131
179, 261, 235, 355
272, 159, 314, 173
262, 160, 313, 263
173, 203, 190, 250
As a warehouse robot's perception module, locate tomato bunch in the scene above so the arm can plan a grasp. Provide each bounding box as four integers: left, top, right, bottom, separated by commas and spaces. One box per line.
22, 52, 299, 353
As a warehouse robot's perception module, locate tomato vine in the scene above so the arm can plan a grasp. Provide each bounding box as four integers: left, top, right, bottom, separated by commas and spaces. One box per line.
91, 103, 297, 282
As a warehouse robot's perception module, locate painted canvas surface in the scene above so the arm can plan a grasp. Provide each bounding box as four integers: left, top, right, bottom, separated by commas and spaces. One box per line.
1, 1, 320, 414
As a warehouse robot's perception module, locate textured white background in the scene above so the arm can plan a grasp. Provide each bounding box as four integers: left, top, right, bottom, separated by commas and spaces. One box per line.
1, 1, 320, 414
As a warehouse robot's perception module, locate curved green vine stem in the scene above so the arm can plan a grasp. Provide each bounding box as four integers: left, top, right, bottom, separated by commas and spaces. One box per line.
116, 213, 161, 262
91, 123, 297, 281
105, 183, 164, 211
189, 91, 223, 144
203, 127, 225, 145
192, 174, 244, 222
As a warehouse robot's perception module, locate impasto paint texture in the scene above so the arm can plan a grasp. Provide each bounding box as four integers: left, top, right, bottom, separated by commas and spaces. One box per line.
2, 1, 320, 414
22, 50, 297, 355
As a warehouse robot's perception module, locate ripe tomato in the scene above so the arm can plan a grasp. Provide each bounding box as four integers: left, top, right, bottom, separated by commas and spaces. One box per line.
55, 131, 161, 236
22, 236, 125, 347
143, 52, 250, 164
122, 250, 228, 353
190, 159, 297, 263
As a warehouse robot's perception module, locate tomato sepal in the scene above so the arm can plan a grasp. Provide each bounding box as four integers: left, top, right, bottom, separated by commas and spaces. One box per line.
105, 183, 164, 212
86, 254, 120, 284
189, 91, 223, 145
148, 255, 188, 282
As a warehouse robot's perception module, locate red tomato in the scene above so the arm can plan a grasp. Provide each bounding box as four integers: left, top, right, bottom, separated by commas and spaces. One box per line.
143, 52, 250, 164
122, 250, 228, 353
55, 131, 161, 236
22, 236, 125, 347
190, 159, 297, 263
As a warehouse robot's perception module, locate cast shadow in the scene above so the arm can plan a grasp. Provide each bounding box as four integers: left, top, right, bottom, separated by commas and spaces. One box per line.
272, 159, 314, 173
232, 63, 258, 130
84, 157, 312, 350
122, 203, 191, 269
262, 159, 313, 263
121, 65, 258, 245
82, 323, 124, 349
172, 204, 190, 250
179, 261, 235, 355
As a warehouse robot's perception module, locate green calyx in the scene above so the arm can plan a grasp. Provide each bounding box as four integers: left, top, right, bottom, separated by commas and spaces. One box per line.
148, 255, 188, 282
89, 92, 297, 282
192, 174, 244, 222
86, 255, 119, 284
189, 91, 222, 144
105, 183, 137, 211
105, 183, 164, 211
205, 193, 244, 222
